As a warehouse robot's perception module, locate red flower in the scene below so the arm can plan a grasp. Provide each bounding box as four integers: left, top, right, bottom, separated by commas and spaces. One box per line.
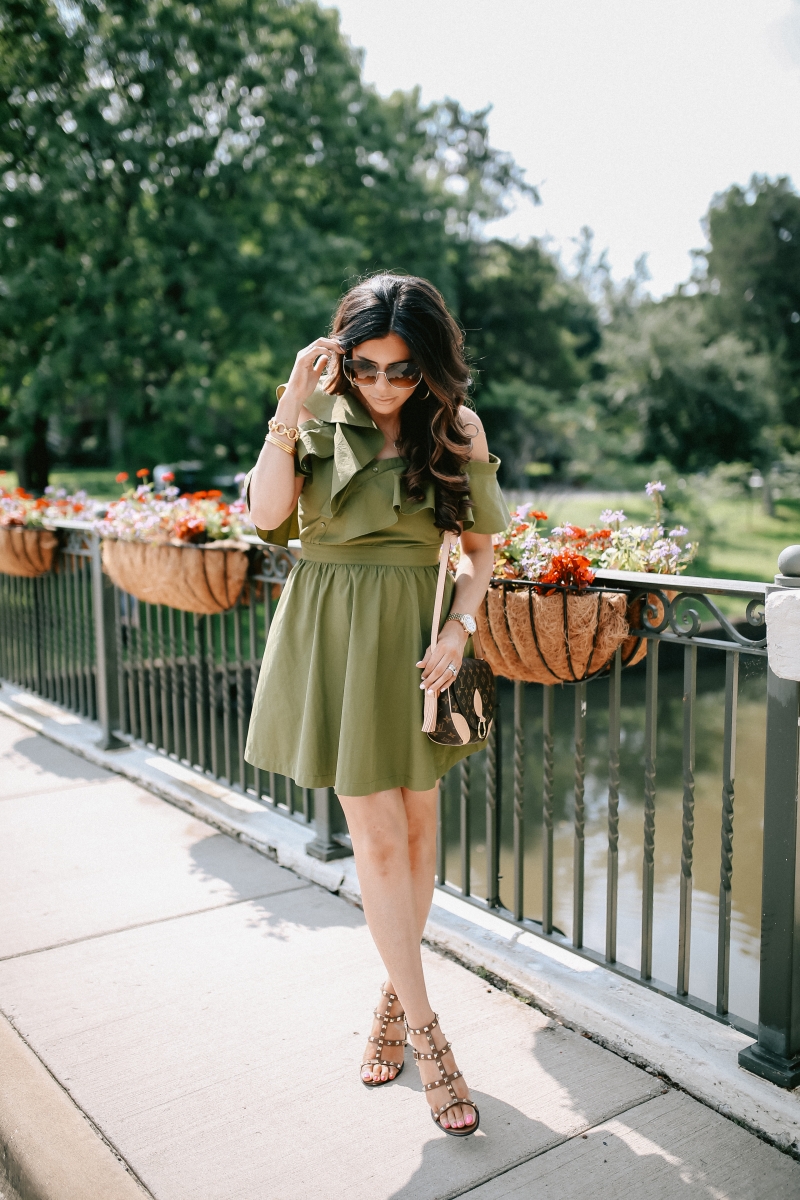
173, 515, 207, 543
161, 470, 175, 483
206, 489, 222, 499
136, 468, 149, 479
539, 550, 595, 590
531, 510, 548, 520
115, 471, 129, 484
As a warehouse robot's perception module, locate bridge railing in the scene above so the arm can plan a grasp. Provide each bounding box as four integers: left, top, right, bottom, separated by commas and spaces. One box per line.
0, 521, 797, 1089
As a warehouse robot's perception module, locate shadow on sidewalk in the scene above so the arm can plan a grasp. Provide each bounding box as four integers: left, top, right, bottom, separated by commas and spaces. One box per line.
189, 830, 364, 937
387, 1086, 555, 1199
1, 729, 110, 787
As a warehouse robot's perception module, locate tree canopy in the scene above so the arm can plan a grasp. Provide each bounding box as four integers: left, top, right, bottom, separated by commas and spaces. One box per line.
0, 0, 529, 485
702, 175, 800, 432
1, 4, 796, 494
458, 239, 600, 483
593, 297, 777, 473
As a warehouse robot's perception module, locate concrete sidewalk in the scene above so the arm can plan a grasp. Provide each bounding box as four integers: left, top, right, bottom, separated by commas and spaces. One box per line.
0, 712, 798, 1200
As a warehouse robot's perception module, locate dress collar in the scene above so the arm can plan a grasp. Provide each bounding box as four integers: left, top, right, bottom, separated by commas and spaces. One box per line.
304, 388, 377, 430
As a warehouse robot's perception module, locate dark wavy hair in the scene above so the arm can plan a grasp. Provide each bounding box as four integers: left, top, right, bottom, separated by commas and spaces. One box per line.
324, 274, 472, 533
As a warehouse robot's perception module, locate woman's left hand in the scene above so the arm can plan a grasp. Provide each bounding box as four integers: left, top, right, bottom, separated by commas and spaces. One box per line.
417, 621, 469, 696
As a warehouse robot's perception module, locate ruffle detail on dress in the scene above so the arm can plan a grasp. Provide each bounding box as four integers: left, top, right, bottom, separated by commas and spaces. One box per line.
247, 388, 510, 545
298, 391, 384, 513
390, 466, 436, 517
458, 458, 511, 533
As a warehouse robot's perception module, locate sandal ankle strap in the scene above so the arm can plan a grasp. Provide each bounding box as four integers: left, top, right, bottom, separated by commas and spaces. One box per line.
404, 1012, 440, 1037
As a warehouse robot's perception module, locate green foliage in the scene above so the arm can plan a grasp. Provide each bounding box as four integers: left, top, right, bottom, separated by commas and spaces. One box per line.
0, 0, 529, 486
4, 4, 794, 498
593, 297, 778, 473
702, 175, 800, 427
457, 238, 601, 485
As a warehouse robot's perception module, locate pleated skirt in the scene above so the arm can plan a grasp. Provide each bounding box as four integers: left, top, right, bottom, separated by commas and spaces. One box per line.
244, 557, 485, 796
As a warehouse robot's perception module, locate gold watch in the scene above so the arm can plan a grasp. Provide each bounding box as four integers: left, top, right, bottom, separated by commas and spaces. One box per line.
446, 612, 477, 635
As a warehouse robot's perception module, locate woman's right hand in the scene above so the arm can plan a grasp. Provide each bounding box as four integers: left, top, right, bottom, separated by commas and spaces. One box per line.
281, 336, 342, 409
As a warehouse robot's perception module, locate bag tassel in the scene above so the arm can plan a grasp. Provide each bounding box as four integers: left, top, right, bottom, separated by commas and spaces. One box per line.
422, 689, 438, 733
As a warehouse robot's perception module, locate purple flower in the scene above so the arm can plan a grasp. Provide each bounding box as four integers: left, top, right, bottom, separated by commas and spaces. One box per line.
645, 481, 666, 497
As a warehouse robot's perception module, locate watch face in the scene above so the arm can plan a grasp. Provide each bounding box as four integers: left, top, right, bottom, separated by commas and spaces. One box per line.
462, 614, 477, 634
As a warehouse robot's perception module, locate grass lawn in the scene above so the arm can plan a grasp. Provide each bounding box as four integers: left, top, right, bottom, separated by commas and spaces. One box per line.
50, 469, 122, 499
0, 469, 123, 499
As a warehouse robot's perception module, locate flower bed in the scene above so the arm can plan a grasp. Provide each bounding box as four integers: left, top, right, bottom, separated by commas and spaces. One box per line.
0, 485, 90, 577
97, 473, 255, 614
96, 473, 253, 545
475, 483, 696, 683
490, 482, 696, 583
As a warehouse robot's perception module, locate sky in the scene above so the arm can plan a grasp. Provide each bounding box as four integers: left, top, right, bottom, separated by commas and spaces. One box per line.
326, 0, 800, 297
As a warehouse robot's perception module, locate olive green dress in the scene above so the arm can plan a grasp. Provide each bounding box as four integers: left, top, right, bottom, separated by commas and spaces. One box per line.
244, 390, 510, 797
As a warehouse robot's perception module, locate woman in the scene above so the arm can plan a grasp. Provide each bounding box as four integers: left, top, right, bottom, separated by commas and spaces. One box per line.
245, 274, 508, 1137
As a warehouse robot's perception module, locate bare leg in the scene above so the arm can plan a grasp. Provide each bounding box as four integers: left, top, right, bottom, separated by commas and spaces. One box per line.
402, 785, 439, 940
340, 786, 475, 1129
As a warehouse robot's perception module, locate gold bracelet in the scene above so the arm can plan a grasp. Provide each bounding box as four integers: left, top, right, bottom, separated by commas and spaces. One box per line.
268, 417, 300, 442
265, 433, 296, 456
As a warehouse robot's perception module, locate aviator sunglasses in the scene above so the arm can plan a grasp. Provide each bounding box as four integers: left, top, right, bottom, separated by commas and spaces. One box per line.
343, 357, 423, 391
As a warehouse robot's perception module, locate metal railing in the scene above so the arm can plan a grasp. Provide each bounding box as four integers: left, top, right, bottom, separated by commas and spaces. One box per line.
437, 574, 768, 1025
0, 522, 797, 1089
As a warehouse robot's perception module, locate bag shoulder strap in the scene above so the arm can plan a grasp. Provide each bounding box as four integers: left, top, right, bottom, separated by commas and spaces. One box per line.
429, 532, 454, 650
429, 531, 485, 660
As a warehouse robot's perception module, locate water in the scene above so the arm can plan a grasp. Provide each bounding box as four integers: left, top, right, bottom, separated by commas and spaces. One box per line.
441, 647, 766, 1025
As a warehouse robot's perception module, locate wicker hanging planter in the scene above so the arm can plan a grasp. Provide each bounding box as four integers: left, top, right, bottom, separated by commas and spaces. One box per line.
101, 539, 250, 615
476, 580, 630, 685
0, 527, 59, 578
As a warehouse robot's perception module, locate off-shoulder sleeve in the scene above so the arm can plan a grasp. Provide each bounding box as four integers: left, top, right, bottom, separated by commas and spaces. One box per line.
461, 454, 510, 535
243, 467, 300, 546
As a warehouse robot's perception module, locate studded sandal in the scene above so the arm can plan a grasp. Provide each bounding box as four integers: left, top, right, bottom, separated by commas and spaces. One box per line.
406, 1013, 480, 1137
361, 988, 406, 1087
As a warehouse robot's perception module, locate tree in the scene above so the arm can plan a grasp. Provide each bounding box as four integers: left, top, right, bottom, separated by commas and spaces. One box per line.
593, 297, 777, 473
0, 0, 528, 486
701, 175, 800, 429
456, 238, 600, 485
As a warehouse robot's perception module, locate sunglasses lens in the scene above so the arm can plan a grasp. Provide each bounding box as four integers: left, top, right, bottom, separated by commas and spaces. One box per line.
344, 359, 378, 385
386, 362, 422, 388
